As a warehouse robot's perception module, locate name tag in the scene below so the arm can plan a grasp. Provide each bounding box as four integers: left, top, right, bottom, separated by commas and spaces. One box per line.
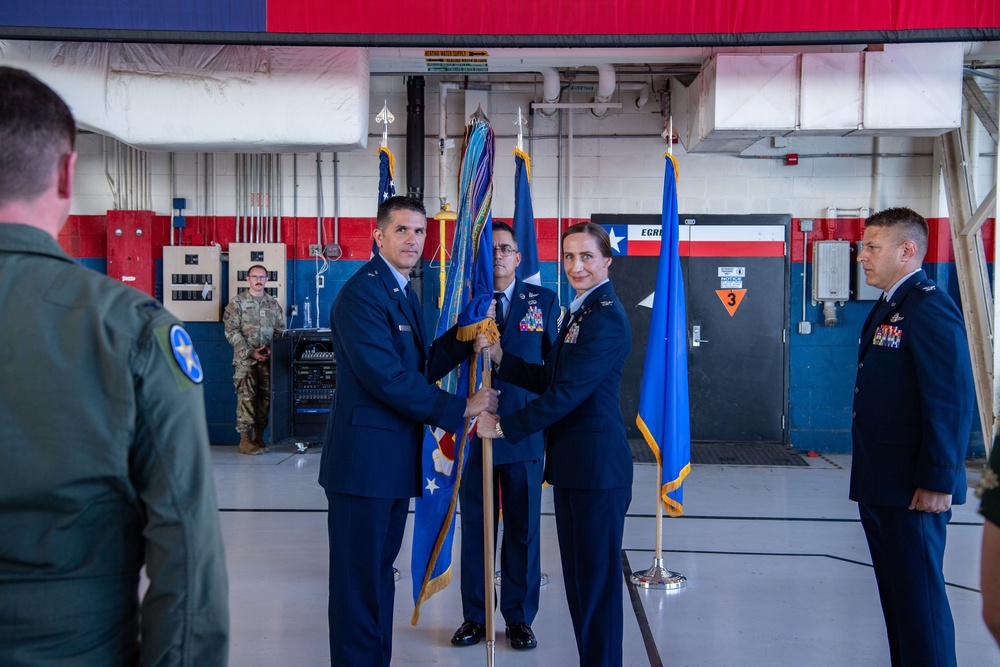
399, 325, 412, 332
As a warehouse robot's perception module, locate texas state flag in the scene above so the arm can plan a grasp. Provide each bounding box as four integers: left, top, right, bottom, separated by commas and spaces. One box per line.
602, 224, 662, 256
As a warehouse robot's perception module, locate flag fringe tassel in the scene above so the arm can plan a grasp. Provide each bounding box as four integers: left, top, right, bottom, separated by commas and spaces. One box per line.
636, 414, 691, 518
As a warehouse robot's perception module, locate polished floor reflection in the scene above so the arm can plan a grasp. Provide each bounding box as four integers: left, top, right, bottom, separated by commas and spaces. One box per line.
212, 446, 1000, 666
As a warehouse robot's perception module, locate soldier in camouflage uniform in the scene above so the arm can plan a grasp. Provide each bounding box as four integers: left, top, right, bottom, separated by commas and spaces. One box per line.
223, 265, 285, 455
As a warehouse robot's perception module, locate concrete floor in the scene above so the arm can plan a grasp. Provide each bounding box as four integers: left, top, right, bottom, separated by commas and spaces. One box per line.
211, 446, 1000, 666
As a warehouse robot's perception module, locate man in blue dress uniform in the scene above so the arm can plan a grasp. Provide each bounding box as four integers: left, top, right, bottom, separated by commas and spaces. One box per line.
852, 207, 974, 667
451, 221, 559, 650
319, 196, 497, 666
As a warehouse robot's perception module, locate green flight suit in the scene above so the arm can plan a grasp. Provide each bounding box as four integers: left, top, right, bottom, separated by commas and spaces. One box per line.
0, 223, 229, 666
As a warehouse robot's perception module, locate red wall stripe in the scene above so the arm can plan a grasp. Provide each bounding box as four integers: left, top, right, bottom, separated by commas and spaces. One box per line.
58, 214, 992, 265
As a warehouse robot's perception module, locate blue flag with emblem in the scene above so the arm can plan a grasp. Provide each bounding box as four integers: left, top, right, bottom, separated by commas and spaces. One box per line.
636, 153, 690, 517
411, 116, 495, 623
512, 148, 540, 285
373, 145, 396, 257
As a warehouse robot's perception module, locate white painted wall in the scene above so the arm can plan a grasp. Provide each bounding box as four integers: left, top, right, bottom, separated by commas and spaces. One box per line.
69, 74, 998, 222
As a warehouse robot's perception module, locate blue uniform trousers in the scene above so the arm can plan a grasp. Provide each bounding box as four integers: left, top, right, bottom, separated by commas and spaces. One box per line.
326, 492, 408, 667
459, 453, 544, 625
858, 503, 956, 667
553, 485, 632, 667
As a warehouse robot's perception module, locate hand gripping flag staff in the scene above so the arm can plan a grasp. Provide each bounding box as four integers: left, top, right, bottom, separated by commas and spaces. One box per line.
632, 134, 691, 590
411, 111, 500, 666
512, 107, 541, 286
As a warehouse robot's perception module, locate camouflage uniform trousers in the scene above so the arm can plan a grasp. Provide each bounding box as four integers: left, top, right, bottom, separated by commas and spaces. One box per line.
234, 362, 271, 435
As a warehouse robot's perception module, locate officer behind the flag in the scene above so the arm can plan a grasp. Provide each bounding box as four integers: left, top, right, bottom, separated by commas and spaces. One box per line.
319, 196, 498, 666
476, 222, 632, 667
852, 207, 974, 667
0, 66, 229, 665
450, 221, 559, 651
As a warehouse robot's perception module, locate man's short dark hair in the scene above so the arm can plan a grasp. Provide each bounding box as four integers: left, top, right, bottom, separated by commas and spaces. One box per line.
376, 196, 426, 232
246, 265, 268, 277
0, 66, 77, 207
492, 220, 517, 247
865, 207, 929, 260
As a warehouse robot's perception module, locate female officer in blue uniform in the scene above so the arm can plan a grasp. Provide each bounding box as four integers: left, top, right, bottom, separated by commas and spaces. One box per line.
476, 221, 632, 667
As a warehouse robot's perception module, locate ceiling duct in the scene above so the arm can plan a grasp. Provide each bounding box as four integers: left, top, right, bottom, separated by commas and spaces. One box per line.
670, 43, 965, 154
0, 40, 370, 152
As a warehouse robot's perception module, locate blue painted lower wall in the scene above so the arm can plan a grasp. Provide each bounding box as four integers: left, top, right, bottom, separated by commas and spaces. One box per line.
82, 256, 986, 455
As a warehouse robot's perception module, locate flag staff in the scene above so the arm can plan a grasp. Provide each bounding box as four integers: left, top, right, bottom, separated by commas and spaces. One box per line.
481, 349, 497, 667
515, 106, 526, 152
631, 116, 687, 591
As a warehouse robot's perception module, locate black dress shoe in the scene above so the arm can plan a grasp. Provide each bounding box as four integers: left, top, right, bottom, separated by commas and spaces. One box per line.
505, 622, 537, 650
451, 620, 486, 646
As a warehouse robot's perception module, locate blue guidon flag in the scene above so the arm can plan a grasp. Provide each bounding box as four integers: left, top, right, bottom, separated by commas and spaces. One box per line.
169, 324, 204, 384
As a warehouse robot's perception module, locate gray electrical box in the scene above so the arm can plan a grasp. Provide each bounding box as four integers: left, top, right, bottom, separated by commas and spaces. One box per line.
812, 240, 851, 303
163, 245, 222, 321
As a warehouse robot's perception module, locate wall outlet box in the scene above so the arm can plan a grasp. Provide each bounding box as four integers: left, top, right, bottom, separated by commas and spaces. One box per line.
309, 244, 323, 257
290, 304, 298, 317
316, 275, 325, 288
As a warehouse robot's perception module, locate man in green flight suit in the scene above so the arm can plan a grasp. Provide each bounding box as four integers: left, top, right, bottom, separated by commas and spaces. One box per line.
0, 66, 229, 666
223, 265, 285, 454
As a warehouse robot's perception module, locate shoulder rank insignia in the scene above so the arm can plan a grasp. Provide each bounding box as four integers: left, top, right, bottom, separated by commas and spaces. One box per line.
169, 324, 204, 383
601, 300, 613, 306
922, 285, 937, 292
889, 313, 904, 323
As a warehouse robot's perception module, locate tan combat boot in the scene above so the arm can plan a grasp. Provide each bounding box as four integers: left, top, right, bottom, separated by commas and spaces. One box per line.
253, 427, 270, 453
238, 431, 262, 455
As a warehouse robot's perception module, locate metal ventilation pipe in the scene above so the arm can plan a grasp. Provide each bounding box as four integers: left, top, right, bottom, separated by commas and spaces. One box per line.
538, 67, 561, 116
592, 64, 616, 118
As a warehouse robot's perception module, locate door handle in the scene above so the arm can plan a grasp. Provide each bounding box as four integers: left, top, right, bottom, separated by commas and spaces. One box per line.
692, 325, 708, 347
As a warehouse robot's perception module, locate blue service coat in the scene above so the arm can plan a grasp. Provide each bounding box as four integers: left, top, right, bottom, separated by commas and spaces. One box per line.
498, 281, 632, 490
319, 253, 470, 499
850, 270, 973, 507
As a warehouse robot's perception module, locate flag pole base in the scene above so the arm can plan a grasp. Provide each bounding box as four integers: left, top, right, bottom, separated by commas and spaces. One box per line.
495, 571, 549, 587
486, 639, 495, 667
630, 558, 686, 590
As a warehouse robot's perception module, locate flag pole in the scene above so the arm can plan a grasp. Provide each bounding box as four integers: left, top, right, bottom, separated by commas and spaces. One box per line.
631, 116, 686, 591
480, 348, 496, 666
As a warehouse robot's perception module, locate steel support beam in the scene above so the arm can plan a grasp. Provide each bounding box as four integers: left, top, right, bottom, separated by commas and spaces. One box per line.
939, 129, 995, 452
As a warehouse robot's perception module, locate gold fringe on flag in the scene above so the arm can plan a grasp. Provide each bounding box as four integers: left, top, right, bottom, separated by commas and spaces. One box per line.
456, 317, 501, 344
379, 145, 396, 177
513, 147, 531, 181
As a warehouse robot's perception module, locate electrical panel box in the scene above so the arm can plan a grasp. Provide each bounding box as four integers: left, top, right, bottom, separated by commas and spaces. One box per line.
227, 243, 287, 314
162, 246, 222, 321
811, 240, 851, 303
107, 210, 156, 296
852, 241, 883, 300
270, 329, 335, 446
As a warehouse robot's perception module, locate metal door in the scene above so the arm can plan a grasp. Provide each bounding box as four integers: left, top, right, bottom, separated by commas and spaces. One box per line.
596, 213, 789, 444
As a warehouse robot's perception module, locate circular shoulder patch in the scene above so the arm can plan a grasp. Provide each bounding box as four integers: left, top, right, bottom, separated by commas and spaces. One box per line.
169, 324, 204, 384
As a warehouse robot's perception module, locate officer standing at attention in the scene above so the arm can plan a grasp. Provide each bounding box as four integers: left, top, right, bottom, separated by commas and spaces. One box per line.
319, 195, 498, 666
0, 66, 229, 666
224, 264, 285, 455
451, 221, 559, 650
852, 206, 974, 667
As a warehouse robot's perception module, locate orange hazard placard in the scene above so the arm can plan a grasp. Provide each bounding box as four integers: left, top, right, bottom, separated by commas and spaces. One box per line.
716, 289, 747, 317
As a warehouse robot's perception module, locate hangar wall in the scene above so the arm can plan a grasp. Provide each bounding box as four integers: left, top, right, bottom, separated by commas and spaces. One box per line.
58, 73, 998, 452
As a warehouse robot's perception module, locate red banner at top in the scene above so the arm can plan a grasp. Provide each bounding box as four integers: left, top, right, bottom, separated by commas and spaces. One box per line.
266, 0, 999, 38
